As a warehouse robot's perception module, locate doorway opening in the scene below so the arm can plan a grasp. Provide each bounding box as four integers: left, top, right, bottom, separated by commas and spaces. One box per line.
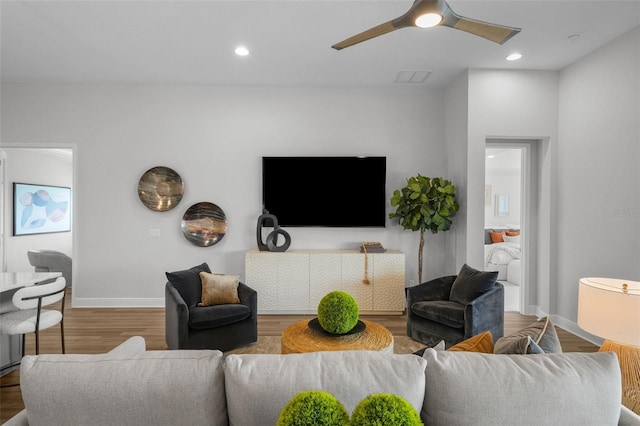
485, 139, 539, 313
0, 147, 74, 276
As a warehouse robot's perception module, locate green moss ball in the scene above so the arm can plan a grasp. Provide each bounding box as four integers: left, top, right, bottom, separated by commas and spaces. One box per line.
276, 390, 350, 426
317, 291, 359, 334
350, 393, 423, 426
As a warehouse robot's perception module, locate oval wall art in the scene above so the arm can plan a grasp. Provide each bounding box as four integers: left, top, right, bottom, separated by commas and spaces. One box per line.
181, 202, 227, 247
137, 166, 184, 212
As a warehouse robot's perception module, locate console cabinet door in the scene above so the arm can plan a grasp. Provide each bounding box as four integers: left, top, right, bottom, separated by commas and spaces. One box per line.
245, 251, 279, 311
341, 253, 373, 311
309, 253, 341, 311
372, 253, 405, 311
277, 253, 309, 310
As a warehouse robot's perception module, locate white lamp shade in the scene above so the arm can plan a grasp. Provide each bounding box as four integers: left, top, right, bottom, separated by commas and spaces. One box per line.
578, 277, 640, 346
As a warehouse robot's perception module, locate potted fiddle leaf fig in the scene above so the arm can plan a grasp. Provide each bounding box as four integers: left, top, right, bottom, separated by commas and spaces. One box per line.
389, 175, 459, 283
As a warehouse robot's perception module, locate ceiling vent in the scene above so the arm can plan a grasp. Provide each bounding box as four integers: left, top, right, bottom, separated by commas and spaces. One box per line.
395, 71, 431, 83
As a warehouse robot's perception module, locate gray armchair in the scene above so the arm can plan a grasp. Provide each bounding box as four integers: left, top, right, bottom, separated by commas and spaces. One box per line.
165, 263, 257, 351
407, 264, 504, 348
27, 250, 72, 287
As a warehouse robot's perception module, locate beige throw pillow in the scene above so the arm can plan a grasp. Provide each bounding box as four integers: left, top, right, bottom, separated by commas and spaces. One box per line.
198, 272, 241, 306
493, 316, 563, 354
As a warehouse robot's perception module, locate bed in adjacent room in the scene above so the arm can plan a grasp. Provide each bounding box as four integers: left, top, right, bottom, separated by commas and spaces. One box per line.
484, 228, 521, 285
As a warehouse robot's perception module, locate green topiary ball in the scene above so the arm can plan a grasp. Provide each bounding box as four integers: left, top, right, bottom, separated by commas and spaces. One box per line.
276, 390, 350, 426
350, 393, 423, 426
317, 290, 359, 334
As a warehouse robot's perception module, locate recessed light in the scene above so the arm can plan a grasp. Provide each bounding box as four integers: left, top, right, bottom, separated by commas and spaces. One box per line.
234, 46, 249, 56
506, 53, 522, 61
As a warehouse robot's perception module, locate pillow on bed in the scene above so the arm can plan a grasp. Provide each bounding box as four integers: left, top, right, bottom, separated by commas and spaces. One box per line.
489, 231, 505, 243
503, 235, 521, 243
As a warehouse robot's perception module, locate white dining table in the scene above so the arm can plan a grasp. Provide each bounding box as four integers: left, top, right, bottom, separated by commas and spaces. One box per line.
0, 272, 62, 293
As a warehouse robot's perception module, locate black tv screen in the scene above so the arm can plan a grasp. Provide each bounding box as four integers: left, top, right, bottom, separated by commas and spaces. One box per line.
262, 156, 386, 227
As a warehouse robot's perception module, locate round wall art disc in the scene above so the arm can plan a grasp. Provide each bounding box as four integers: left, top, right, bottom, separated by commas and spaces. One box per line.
181, 202, 227, 247
137, 166, 184, 212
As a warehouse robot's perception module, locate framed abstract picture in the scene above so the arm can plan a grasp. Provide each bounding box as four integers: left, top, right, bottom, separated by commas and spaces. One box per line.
13, 182, 71, 236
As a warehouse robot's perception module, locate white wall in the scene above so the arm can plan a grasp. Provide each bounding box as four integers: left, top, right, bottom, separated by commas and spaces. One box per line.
467, 69, 560, 315
557, 27, 640, 323
461, 26, 640, 339
2, 148, 73, 271
443, 71, 471, 276
1, 85, 450, 306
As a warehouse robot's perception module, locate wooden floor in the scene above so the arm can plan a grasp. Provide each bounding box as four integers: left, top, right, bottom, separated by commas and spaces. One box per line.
0, 291, 597, 423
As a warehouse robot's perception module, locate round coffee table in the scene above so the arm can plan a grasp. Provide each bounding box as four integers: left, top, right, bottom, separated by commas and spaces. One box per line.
281, 319, 394, 354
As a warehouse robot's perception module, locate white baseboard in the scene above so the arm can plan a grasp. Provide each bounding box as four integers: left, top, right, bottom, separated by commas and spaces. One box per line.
516, 305, 604, 347
71, 298, 164, 308
550, 314, 604, 347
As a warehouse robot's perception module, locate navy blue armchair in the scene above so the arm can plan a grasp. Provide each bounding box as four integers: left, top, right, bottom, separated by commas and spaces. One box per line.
407, 265, 504, 348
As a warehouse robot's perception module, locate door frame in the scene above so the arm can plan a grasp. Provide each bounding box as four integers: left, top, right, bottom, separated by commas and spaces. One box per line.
1, 143, 76, 305
486, 139, 540, 314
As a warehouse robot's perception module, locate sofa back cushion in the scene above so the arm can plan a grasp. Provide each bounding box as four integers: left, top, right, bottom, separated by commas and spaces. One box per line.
20, 349, 228, 426
421, 349, 621, 426
224, 350, 427, 426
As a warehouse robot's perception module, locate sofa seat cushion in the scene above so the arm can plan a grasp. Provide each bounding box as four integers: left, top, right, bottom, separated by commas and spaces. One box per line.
19, 349, 227, 426
421, 349, 621, 426
224, 350, 427, 426
188, 303, 251, 329
411, 300, 464, 328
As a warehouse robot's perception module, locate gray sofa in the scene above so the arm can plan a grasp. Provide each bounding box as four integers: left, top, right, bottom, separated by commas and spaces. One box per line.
4, 336, 639, 426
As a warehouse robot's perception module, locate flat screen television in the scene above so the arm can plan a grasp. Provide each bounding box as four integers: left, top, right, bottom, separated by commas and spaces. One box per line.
262, 156, 386, 227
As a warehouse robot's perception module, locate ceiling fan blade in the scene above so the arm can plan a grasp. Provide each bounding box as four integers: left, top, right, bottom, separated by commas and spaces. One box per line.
331, 0, 438, 50
332, 0, 520, 50
332, 20, 398, 50
441, 5, 520, 45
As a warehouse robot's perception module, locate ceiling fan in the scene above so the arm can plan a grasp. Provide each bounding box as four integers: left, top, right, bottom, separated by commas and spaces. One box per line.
332, 0, 521, 50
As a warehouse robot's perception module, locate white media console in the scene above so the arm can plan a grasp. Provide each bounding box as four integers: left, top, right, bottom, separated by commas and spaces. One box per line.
245, 249, 405, 315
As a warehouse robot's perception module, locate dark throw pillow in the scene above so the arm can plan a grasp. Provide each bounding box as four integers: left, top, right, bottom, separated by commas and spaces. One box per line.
165, 262, 212, 308
449, 264, 498, 305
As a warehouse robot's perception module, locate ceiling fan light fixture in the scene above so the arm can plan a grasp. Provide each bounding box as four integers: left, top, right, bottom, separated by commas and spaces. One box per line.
234, 46, 250, 57
415, 13, 443, 28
